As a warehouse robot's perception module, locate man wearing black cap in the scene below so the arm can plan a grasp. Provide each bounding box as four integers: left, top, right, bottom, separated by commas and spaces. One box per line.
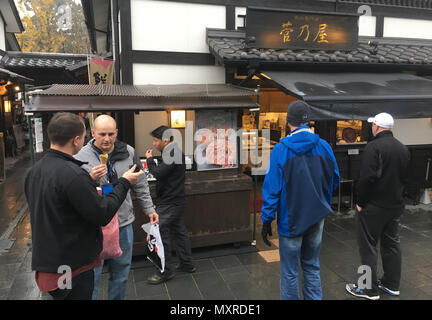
145, 125, 195, 284
261, 100, 340, 300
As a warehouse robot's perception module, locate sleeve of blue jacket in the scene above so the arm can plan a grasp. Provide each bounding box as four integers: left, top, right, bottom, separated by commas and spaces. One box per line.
261, 145, 283, 223
326, 142, 340, 202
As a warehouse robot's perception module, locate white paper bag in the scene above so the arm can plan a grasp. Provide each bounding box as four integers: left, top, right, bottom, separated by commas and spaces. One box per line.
141, 223, 165, 273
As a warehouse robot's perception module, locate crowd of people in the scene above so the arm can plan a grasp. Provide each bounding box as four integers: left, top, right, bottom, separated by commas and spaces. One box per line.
24, 101, 410, 300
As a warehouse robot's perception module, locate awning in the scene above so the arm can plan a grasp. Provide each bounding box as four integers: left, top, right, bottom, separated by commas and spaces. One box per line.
24, 84, 258, 112
261, 71, 432, 120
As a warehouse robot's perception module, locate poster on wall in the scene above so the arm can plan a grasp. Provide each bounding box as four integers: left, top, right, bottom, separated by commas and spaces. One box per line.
195, 110, 238, 171
34, 118, 44, 153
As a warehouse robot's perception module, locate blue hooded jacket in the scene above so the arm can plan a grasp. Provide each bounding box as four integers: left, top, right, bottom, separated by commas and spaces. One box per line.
261, 126, 340, 238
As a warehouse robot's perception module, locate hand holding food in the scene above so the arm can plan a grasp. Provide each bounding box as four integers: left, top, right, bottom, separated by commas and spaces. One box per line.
145, 149, 153, 159
90, 164, 108, 181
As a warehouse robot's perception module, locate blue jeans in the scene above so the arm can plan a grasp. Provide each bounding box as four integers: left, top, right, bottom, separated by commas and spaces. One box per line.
279, 219, 324, 300
92, 223, 134, 300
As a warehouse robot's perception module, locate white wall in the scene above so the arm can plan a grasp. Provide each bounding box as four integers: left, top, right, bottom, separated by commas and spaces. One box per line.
0, 15, 6, 51
384, 17, 432, 39
133, 64, 225, 85
235, 7, 246, 30
358, 15, 376, 37
393, 118, 432, 145
131, 0, 226, 53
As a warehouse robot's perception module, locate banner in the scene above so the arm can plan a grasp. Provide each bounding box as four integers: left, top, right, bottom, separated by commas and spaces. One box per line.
89, 57, 114, 85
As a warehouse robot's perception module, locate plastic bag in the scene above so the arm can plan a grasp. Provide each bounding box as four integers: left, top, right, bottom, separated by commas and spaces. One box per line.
141, 223, 165, 272
97, 187, 123, 260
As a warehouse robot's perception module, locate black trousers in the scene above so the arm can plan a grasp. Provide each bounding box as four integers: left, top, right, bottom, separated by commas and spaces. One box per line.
356, 204, 404, 293
157, 203, 193, 274
49, 269, 94, 300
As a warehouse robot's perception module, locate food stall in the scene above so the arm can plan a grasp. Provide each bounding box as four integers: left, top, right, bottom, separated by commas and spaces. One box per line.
24, 83, 260, 254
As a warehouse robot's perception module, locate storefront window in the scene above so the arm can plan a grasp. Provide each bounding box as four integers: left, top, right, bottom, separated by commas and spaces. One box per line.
336, 120, 367, 145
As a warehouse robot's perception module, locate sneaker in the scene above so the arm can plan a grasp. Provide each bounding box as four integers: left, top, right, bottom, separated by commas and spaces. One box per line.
378, 280, 400, 296
346, 283, 380, 300
147, 271, 175, 285
175, 263, 196, 273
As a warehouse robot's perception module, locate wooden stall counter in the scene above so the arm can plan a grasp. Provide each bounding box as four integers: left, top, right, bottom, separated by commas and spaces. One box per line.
132, 170, 253, 256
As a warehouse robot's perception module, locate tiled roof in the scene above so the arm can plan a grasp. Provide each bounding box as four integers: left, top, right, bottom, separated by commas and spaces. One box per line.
33, 84, 258, 98
207, 28, 432, 67
1, 51, 88, 70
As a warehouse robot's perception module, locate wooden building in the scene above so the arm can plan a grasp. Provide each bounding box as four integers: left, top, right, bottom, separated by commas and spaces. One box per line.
56, 0, 432, 250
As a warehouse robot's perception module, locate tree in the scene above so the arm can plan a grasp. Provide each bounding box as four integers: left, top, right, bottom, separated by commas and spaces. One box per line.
15, 0, 91, 54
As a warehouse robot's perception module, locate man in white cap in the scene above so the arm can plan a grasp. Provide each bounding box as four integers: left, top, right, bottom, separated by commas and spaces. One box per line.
346, 112, 410, 300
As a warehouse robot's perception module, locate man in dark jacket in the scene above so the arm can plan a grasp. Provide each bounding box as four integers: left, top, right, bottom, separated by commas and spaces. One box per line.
24, 112, 144, 300
261, 101, 340, 300
346, 112, 410, 300
145, 125, 195, 284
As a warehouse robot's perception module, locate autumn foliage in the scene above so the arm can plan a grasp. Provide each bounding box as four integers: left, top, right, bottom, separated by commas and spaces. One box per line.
15, 0, 90, 54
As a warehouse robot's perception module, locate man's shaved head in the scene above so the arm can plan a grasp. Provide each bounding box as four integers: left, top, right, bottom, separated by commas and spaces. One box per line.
93, 114, 117, 130
92, 114, 118, 154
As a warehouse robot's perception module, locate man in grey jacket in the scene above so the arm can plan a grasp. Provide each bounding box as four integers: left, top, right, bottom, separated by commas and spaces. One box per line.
75, 115, 158, 300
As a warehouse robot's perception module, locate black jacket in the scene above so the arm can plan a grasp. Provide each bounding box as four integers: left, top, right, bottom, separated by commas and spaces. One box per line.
24, 149, 131, 273
147, 143, 185, 205
357, 131, 410, 209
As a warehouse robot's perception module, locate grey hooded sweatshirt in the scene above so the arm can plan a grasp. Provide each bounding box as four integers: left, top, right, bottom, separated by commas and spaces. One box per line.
74, 139, 155, 227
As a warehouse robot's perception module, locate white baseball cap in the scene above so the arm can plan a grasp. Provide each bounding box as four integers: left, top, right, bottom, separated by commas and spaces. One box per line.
367, 112, 394, 129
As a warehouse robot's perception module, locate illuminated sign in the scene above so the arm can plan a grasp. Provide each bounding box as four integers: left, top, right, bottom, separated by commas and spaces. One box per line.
246, 7, 359, 50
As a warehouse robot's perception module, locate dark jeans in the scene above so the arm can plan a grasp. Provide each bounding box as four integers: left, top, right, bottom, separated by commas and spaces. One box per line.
356, 204, 404, 293
157, 203, 193, 274
49, 269, 94, 300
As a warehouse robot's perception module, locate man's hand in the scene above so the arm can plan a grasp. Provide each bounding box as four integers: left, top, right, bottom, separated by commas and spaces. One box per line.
122, 165, 144, 185
261, 222, 273, 247
148, 212, 159, 224
145, 149, 153, 159
90, 164, 107, 181
356, 204, 363, 212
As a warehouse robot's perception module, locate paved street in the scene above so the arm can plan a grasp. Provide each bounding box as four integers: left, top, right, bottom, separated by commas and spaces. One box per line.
0, 155, 431, 300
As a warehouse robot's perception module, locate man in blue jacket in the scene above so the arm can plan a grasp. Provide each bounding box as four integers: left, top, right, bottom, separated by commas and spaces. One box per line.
261, 100, 340, 300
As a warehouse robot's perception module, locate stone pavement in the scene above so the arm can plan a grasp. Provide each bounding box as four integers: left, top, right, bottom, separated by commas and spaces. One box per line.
0, 154, 432, 300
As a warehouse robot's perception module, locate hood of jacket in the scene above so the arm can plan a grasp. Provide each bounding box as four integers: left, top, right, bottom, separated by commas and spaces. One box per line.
280, 126, 320, 155
90, 139, 129, 162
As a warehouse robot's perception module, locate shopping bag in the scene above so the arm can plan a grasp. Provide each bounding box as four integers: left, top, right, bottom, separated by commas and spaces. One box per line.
97, 187, 123, 260
141, 223, 165, 273
100, 213, 123, 260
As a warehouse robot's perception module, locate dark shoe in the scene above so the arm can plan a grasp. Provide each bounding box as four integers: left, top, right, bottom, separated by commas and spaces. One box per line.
346, 283, 380, 300
175, 263, 196, 273
147, 272, 175, 285
378, 279, 400, 296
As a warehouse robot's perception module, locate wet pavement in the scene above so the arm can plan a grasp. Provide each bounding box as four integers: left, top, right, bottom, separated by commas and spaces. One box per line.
0, 153, 431, 300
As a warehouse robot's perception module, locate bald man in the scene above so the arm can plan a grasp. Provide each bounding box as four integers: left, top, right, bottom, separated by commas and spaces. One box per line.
74, 114, 158, 300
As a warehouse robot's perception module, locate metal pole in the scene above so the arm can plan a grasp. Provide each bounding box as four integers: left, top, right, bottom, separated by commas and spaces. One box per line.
24, 85, 35, 166
252, 85, 260, 245
27, 115, 34, 166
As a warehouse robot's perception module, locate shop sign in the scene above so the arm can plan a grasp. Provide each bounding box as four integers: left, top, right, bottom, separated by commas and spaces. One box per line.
246, 7, 359, 50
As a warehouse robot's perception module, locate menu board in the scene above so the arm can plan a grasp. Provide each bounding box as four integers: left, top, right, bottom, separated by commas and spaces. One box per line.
195, 110, 238, 171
